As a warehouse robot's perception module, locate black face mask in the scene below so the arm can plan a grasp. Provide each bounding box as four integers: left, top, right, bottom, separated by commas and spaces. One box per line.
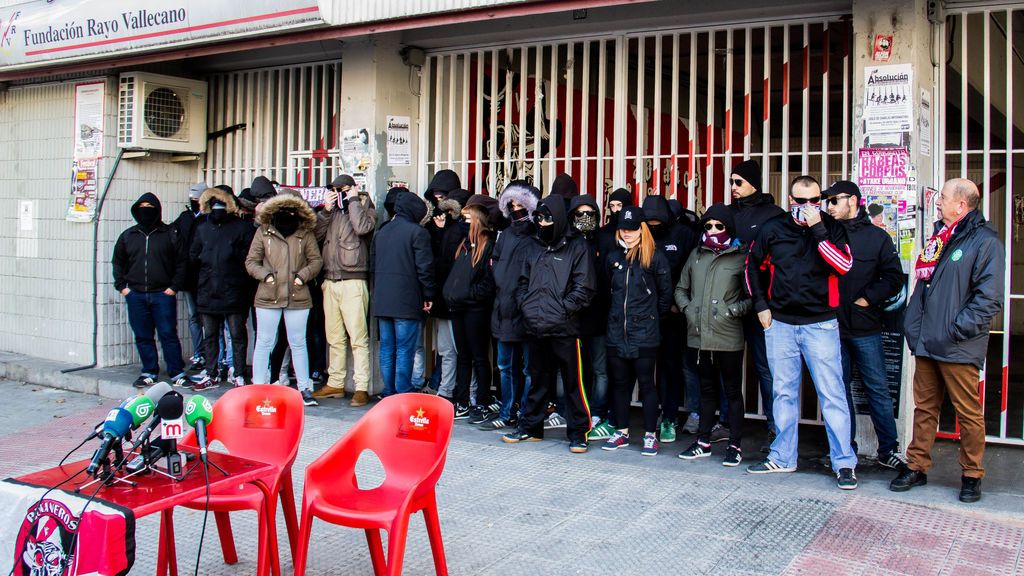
210, 208, 228, 224
648, 222, 667, 240
135, 206, 159, 230
538, 223, 558, 245
509, 208, 529, 222
189, 200, 200, 213
458, 217, 471, 235
273, 211, 300, 237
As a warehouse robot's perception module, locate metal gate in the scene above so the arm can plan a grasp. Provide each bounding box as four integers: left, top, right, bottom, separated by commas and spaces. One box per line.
937, 6, 1024, 445
203, 61, 343, 191
420, 16, 854, 424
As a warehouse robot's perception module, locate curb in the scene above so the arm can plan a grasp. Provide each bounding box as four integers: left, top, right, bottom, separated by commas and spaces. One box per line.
0, 352, 139, 400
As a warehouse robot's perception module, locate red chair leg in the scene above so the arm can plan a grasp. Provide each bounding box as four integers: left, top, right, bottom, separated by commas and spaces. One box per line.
293, 498, 315, 576
213, 512, 238, 564
422, 497, 448, 576
256, 502, 269, 576
280, 470, 300, 562
266, 496, 282, 576
156, 513, 168, 576
364, 529, 386, 576
159, 509, 179, 576
385, 516, 409, 576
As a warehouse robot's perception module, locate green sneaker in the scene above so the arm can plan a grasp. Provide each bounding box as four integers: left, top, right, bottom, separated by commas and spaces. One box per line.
588, 420, 616, 441
659, 420, 677, 444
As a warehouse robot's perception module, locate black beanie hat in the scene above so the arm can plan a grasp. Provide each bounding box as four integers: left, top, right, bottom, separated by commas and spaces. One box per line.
617, 206, 646, 231
700, 203, 736, 237
731, 160, 762, 193
608, 188, 633, 207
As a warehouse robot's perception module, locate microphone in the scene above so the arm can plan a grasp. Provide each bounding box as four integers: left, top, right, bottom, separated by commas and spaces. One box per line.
87, 408, 133, 477
154, 392, 185, 476
144, 381, 174, 404
184, 395, 214, 464
82, 396, 135, 442
119, 390, 181, 468
124, 396, 156, 429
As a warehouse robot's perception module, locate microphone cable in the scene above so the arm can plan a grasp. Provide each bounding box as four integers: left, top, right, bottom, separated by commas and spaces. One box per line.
193, 456, 211, 576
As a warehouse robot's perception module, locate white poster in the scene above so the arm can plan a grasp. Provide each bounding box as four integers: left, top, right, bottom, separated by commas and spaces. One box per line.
863, 64, 913, 136
73, 81, 104, 160
386, 115, 411, 166
919, 88, 932, 158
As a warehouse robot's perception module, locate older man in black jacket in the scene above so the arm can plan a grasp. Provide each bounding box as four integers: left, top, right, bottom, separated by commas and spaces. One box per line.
890, 178, 1004, 503
371, 189, 435, 397
503, 195, 596, 453
823, 181, 905, 469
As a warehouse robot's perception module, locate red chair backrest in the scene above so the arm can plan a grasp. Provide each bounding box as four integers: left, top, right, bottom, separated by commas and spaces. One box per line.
309, 394, 454, 496
182, 385, 305, 472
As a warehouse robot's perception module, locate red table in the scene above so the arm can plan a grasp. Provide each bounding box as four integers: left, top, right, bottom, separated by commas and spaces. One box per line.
15, 449, 277, 576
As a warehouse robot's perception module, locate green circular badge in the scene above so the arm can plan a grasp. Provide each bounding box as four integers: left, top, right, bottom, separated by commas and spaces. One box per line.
951, 249, 963, 262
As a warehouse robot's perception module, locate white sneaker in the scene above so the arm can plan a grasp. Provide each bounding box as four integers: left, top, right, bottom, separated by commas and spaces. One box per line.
232, 376, 246, 387
681, 413, 700, 434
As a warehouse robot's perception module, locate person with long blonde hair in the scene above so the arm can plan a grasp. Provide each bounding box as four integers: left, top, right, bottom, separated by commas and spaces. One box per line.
601, 206, 673, 456
443, 194, 498, 420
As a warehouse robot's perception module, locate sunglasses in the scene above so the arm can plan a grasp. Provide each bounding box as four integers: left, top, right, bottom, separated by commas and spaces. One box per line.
825, 194, 853, 206
730, 178, 747, 187
704, 222, 725, 232
791, 196, 821, 205
534, 213, 554, 223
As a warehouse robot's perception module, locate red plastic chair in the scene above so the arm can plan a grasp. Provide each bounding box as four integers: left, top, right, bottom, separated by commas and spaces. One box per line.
294, 393, 455, 576
176, 385, 305, 576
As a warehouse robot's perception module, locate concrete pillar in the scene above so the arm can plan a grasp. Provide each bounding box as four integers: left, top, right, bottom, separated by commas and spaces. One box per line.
851, 0, 935, 455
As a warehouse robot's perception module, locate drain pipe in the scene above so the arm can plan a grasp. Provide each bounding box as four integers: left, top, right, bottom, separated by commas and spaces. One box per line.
63, 148, 125, 374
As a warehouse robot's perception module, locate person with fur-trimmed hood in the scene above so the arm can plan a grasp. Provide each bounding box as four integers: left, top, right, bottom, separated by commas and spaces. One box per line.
188, 187, 256, 390
480, 180, 540, 431
246, 193, 323, 406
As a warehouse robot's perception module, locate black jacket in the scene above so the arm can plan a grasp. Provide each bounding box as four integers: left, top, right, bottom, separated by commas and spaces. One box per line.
112, 193, 186, 293
745, 212, 853, 325
443, 236, 496, 312
427, 198, 464, 319
837, 211, 904, 337
569, 194, 604, 336
189, 188, 256, 315
641, 195, 698, 283
371, 191, 435, 320
171, 207, 202, 293
516, 196, 596, 338
604, 248, 673, 358
728, 192, 786, 247
490, 218, 535, 342
904, 210, 1004, 369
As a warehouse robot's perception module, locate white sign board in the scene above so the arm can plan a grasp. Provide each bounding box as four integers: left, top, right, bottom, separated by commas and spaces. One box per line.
386, 115, 411, 166
863, 64, 913, 136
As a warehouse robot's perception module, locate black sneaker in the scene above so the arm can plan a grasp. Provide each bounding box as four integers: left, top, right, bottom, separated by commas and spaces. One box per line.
678, 441, 712, 460
301, 390, 319, 406
468, 405, 493, 425
837, 468, 858, 490
746, 458, 796, 474
502, 430, 541, 444
959, 476, 982, 503
454, 404, 471, 420
188, 356, 205, 371
723, 445, 742, 467
759, 429, 777, 454
310, 370, 325, 385
132, 375, 155, 388
709, 424, 731, 443
889, 468, 927, 492
569, 439, 588, 454
877, 450, 907, 470
218, 365, 231, 382
479, 416, 513, 431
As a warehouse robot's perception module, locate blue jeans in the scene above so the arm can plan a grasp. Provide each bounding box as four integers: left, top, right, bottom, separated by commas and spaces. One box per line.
841, 334, 899, 456
378, 318, 422, 396
744, 314, 775, 431
125, 290, 184, 377
765, 319, 857, 472
589, 335, 609, 421
497, 341, 531, 420
183, 291, 203, 359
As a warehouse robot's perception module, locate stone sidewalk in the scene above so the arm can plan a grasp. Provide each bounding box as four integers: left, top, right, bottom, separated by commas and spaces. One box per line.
1, 377, 1023, 575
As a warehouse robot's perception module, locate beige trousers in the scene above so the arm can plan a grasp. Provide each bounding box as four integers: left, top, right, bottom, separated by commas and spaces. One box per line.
322, 279, 371, 392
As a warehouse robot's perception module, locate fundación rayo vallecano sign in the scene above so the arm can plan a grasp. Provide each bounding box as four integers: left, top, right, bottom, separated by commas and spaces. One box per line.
0, 0, 327, 71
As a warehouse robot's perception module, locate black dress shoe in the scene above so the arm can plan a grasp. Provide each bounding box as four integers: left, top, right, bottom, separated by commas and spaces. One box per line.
959, 476, 982, 503
889, 468, 927, 492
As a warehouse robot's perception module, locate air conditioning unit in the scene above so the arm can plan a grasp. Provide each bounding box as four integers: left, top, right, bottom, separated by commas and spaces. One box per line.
118, 72, 207, 153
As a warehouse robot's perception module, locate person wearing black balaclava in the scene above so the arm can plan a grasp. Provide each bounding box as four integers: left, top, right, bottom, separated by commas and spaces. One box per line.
597, 188, 634, 274
641, 194, 698, 445
727, 159, 786, 451
503, 194, 596, 454
246, 192, 323, 406
426, 187, 470, 401
113, 192, 188, 388
173, 182, 208, 371
188, 187, 256, 390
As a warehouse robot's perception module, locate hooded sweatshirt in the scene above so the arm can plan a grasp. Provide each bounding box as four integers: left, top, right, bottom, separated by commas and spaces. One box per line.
112, 193, 186, 293
569, 194, 605, 336
371, 191, 435, 320
190, 187, 256, 314
641, 195, 697, 281
515, 195, 596, 338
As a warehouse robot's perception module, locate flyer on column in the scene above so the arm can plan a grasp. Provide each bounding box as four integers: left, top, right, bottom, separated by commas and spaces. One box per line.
863, 64, 913, 137
66, 81, 104, 222
857, 147, 910, 244
386, 116, 411, 166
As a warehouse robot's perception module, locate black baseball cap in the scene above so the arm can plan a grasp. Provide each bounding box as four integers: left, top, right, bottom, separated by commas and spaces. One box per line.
823, 180, 861, 200
617, 206, 646, 231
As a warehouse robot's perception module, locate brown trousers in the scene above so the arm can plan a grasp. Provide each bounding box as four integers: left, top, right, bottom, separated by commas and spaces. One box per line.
906, 356, 985, 478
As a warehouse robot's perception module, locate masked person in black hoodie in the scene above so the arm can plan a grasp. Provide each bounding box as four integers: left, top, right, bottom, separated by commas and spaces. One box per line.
173, 182, 208, 371
641, 195, 699, 444
188, 187, 256, 390
600, 206, 673, 457
503, 195, 596, 453
444, 194, 499, 421
113, 193, 188, 388
728, 159, 786, 448
483, 181, 540, 431
428, 187, 471, 400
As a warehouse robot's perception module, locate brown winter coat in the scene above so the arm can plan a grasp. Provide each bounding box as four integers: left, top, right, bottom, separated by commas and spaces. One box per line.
314, 192, 377, 280
245, 194, 323, 309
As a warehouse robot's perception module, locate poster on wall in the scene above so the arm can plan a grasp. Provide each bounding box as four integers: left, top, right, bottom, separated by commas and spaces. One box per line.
386, 116, 411, 166
863, 64, 913, 137
919, 89, 932, 158
341, 128, 372, 196
67, 81, 104, 222
65, 158, 100, 223
857, 147, 911, 243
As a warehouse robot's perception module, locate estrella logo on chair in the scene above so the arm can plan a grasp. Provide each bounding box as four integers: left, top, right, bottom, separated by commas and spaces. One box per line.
409, 408, 430, 428
256, 399, 278, 416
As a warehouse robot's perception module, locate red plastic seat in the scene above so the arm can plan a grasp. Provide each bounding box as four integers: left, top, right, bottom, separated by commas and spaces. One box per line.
294, 393, 454, 576
175, 385, 305, 576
